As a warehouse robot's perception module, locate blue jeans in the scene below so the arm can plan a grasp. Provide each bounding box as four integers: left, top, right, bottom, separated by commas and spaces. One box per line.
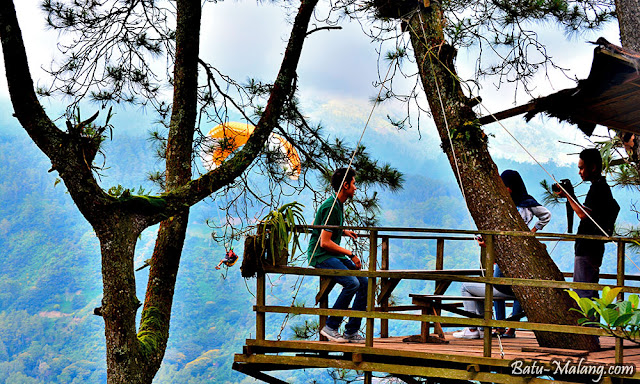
574, 255, 601, 299
493, 266, 523, 321
315, 257, 368, 335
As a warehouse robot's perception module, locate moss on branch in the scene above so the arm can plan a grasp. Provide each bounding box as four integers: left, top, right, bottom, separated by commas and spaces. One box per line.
137, 307, 167, 358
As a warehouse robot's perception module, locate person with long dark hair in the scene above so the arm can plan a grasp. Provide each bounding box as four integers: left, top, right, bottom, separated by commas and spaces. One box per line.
453, 170, 551, 339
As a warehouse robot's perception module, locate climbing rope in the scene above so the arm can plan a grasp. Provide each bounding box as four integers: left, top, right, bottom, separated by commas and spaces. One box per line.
409, 6, 640, 273
275, 52, 401, 340
478, 102, 640, 274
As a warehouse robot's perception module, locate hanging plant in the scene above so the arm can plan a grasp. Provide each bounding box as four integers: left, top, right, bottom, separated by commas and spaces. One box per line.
241, 202, 306, 278
258, 201, 306, 266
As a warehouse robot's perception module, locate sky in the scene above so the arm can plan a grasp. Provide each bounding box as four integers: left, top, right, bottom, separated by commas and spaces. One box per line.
1, 0, 625, 180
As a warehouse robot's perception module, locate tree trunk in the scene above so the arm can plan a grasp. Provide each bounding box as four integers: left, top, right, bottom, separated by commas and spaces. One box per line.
405, 4, 600, 351
99, 217, 149, 383
0, 0, 368, 381
615, 0, 640, 52
133, 0, 201, 379
614, 0, 640, 174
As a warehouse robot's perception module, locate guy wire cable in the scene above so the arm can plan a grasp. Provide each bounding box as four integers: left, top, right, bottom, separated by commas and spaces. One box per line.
413, 10, 506, 356
478, 102, 640, 274
276, 54, 400, 340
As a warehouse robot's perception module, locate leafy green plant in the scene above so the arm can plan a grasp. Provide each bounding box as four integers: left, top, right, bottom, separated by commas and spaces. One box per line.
567, 287, 640, 344
258, 201, 306, 264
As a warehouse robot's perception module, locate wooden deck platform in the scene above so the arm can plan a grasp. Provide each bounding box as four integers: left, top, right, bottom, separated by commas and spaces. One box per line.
234, 332, 640, 383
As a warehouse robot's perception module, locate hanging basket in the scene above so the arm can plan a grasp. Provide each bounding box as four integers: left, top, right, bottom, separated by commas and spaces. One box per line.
241, 235, 264, 278
264, 229, 290, 267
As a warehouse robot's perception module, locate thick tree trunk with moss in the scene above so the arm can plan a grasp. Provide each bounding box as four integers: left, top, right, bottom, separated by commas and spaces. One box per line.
99, 217, 148, 382
136, 0, 201, 378
402, 4, 600, 351
0, 0, 321, 382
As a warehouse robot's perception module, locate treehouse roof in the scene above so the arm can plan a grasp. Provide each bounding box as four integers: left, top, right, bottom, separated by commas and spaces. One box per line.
483, 39, 640, 136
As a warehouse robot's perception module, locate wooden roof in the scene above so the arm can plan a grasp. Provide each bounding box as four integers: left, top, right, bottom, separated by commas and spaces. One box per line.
480, 39, 640, 136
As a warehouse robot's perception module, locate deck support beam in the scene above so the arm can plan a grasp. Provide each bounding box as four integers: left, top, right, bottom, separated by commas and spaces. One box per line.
232, 362, 289, 384
380, 236, 390, 338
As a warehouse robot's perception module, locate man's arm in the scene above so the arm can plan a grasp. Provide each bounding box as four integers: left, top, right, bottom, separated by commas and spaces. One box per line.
319, 230, 361, 269
567, 196, 591, 220
556, 189, 591, 220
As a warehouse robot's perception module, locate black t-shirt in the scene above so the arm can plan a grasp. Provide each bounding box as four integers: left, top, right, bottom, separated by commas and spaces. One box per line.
575, 176, 613, 261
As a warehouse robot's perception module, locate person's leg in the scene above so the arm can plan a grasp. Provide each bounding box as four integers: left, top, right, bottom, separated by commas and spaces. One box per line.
315, 257, 360, 331
461, 282, 486, 317
494, 300, 506, 321
344, 259, 368, 336
574, 255, 600, 299
511, 300, 522, 317
455, 283, 486, 338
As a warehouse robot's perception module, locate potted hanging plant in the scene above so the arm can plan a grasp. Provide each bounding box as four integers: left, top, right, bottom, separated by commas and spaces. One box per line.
259, 201, 306, 266
241, 202, 306, 277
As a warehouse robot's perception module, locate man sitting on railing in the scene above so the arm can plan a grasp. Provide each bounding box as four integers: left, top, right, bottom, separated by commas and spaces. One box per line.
307, 167, 365, 344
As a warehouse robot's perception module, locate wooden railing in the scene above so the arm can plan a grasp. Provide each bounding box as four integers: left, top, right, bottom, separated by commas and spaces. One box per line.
252, 226, 640, 364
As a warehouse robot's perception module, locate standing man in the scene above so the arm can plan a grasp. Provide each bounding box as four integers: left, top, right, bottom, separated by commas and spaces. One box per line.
307, 167, 366, 343
557, 148, 616, 298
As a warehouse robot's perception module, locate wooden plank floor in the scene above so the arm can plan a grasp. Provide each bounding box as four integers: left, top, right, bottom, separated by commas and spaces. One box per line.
238, 332, 640, 382
373, 331, 640, 364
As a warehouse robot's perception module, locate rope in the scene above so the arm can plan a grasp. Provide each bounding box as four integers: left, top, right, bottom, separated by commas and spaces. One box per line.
276, 54, 400, 340
478, 103, 640, 274
409, 9, 640, 276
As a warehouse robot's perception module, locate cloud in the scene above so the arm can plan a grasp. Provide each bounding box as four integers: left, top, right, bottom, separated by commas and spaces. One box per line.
484, 114, 610, 167
3, 0, 621, 174
305, 96, 441, 151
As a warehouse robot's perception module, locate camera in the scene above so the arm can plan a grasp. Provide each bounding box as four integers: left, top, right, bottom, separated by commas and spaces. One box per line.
552, 179, 575, 233
552, 179, 575, 198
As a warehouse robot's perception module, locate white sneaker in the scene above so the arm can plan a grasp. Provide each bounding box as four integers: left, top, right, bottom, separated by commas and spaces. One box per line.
452, 328, 483, 339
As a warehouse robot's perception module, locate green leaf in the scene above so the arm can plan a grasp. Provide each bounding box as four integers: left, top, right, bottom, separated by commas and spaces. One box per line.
628, 312, 640, 326
577, 297, 595, 315
566, 289, 581, 305
602, 286, 623, 305
630, 294, 639, 309
601, 308, 619, 326
616, 300, 632, 315
613, 313, 633, 328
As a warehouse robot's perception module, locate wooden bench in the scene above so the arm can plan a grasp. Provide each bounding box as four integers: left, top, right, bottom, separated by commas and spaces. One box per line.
313, 269, 485, 341
408, 294, 525, 342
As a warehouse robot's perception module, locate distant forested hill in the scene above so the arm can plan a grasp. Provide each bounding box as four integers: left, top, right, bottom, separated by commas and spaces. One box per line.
1, 132, 637, 383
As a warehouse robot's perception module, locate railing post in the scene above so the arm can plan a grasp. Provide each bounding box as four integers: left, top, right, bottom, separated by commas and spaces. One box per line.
367, 230, 378, 348
434, 238, 445, 319
380, 236, 389, 338
256, 273, 266, 341
483, 234, 495, 358
616, 239, 625, 364
318, 277, 328, 341
436, 238, 444, 271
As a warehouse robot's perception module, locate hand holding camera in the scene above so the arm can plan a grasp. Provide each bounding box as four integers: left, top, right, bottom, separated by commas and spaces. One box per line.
552, 178, 576, 233
552, 179, 575, 199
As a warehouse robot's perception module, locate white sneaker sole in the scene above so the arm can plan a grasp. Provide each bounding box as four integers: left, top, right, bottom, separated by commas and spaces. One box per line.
452, 332, 482, 339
